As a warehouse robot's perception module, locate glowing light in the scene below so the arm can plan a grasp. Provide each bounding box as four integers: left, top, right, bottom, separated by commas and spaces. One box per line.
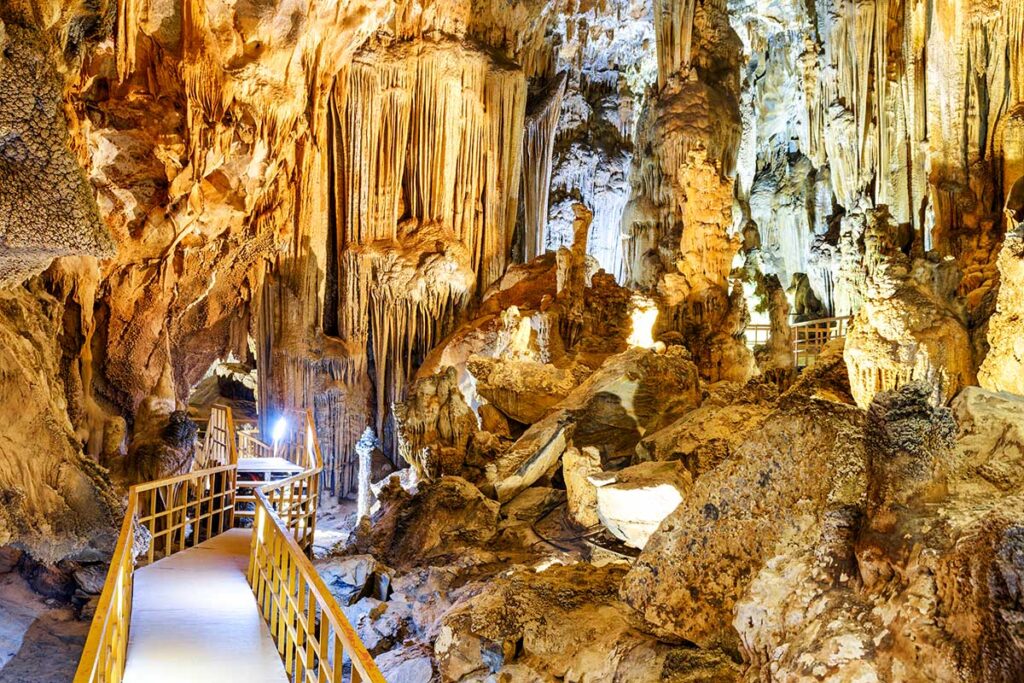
626, 294, 659, 348
533, 557, 565, 573
271, 416, 288, 443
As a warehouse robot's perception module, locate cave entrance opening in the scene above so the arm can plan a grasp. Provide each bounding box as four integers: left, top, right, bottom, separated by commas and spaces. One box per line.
187, 354, 259, 432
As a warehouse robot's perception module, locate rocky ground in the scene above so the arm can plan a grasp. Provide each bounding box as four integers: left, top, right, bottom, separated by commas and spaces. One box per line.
309, 252, 1024, 682
0, 549, 95, 683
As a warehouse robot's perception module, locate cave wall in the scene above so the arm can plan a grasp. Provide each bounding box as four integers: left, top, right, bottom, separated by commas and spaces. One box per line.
730, 0, 1024, 322
0, 281, 120, 563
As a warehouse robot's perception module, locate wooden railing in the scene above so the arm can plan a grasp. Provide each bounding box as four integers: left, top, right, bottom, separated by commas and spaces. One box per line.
744, 323, 772, 350
74, 464, 238, 683
238, 428, 273, 459
259, 413, 323, 551
234, 411, 322, 527
134, 465, 238, 565
72, 486, 137, 683
791, 316, 849, 367
75, 406, 379, 683
744, 316, 851, 367
197, 404, 237, 468
278, 409, 318, 471
238, 409, 315, 469
250, 490, 383, 683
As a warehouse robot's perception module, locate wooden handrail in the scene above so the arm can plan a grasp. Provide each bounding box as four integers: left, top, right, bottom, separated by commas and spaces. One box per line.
75, 406, 382, 683
131, 462, 237, 492
743, 316, 851, 366
74, 488, 139, 683
197, 404, 237, 468
260, 466, 321, 553
250, 489, 384, 683
790, 315, 851, 329
303, 409, 323, 471
237, 429, 273, 459
75, 463, 238, 683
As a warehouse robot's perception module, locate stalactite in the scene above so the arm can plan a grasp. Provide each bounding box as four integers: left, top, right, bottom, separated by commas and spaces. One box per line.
521, 72, 568, 261
335, 42, 525, 288
809, 0, 1024, 246
324, 39, 528, 460
114, 0, 138, 82
654, 0, 698, 88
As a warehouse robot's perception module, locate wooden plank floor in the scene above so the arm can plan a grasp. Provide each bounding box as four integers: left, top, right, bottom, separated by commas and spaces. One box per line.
122, 529, 288, 683
238, 457, 304, 474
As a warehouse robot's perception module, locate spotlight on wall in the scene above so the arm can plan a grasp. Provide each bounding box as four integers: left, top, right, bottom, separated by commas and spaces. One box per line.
271, 416, 288, 443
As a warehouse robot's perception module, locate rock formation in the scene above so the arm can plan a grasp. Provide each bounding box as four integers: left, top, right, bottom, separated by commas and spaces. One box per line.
0, 20, 115, 286
978, 179, 1024, 393
590, 460, 692, 549
486, 345, 701, 502
3, 0, 1024, 680
623, 392, 867, 649
0, 285, 120, 563
843, 207, 977, 408
622, 0, 754, 383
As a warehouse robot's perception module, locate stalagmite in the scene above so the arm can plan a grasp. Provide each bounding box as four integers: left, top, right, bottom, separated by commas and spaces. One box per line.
356, 428, 378, 520
393, 367, 477, 481
843, 207, 977, 408
620, 0, 753, 382
756, 274, 794, 372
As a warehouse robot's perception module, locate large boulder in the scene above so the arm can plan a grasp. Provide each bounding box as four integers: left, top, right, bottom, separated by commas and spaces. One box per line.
735, 383, 1024, 682
487, 346, 702, 502
315, 554, 394, 606
591, 461, 692, 549
467, 356, 585, 424
434, 563, 739, 682
635, 381, 777, 476
622, 395, 867, 648
348, 476, 499, 569
563, 446, 602, 528
952, 386, 1024, 491
376, 643, 437, 683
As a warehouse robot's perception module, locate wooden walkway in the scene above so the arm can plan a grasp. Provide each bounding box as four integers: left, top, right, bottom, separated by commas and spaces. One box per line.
238, 457, 304, 476
121, 529, 287, 683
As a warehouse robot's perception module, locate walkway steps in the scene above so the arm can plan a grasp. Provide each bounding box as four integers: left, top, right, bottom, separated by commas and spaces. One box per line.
122, 529, 287, 683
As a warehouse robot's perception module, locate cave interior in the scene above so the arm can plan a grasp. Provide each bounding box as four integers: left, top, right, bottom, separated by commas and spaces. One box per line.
2, 0, 1024, 680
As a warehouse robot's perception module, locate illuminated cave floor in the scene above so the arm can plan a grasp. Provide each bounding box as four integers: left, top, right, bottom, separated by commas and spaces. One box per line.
121, 529, 286, 683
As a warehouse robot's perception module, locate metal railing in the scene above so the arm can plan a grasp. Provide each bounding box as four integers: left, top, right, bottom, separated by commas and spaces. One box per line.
74, 407, 379, 683
744, 316, 851, 367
